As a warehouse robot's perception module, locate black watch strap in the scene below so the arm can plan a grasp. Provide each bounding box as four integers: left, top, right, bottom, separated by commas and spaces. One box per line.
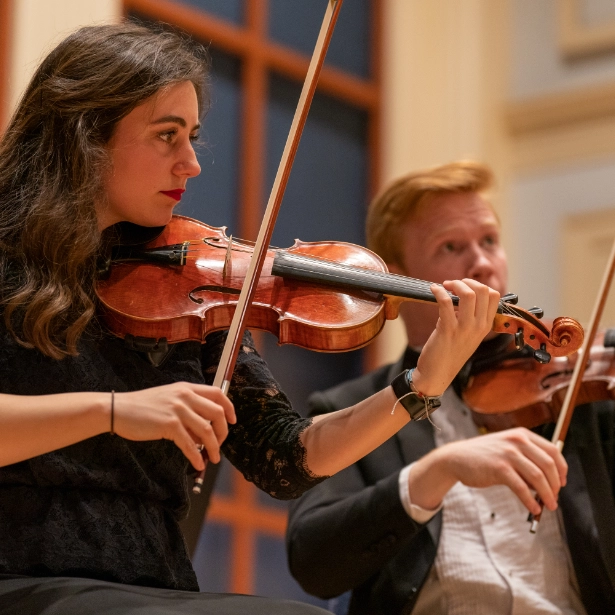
390, 368, 441, 421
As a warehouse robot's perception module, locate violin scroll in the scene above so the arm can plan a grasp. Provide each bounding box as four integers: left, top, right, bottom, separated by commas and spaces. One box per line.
550, 316, 584, 351
491, 308, 583, 362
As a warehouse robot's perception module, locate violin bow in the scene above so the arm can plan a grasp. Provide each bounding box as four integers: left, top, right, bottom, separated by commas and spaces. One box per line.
528, 233, 615, 531
192, 0, 344, 494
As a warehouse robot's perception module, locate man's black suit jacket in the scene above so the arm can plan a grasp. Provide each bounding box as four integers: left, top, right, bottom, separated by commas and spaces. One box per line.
286, 354, 615, 615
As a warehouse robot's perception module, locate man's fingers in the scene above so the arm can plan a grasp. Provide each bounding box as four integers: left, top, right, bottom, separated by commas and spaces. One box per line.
525, 431, 568, 486
518, 440, 562, 499
492, 431, 564, 511
513, 454, 558, 511
495, 466, 542, 515
445, 429, 566, 514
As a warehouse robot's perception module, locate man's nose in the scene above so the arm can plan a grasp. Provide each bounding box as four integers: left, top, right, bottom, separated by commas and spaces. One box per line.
467, 245, 495, 281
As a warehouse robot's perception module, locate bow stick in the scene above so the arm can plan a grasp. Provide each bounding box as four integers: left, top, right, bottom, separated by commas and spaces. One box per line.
528, 233, 615, 531
193, 0, 344, 494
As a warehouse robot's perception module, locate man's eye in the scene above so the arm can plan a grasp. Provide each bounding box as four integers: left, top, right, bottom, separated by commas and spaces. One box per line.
482, 235, 497, 246
443, 242, 456, 253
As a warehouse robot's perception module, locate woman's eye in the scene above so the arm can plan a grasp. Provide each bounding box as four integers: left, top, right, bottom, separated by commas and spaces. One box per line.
482, 235, 497, 247
189, 132, 200, 142
443, 242, 456, 253
159, 130, 176, 143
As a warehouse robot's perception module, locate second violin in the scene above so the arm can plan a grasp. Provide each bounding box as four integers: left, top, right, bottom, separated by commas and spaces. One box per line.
464, 328, 615, 432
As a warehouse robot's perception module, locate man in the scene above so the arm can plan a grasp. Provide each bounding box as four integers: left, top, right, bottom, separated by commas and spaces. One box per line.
286, 161, 615, 615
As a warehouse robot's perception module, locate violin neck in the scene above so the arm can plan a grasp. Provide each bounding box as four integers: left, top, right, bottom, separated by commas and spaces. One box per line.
271, 250, 457, 305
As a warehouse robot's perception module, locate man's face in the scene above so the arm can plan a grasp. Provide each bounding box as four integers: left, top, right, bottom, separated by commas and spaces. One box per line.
390, 191, 508, 345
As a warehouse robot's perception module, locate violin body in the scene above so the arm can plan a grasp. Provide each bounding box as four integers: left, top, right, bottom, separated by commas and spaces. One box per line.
98, 215, 390, 352
465, 330, 615, 432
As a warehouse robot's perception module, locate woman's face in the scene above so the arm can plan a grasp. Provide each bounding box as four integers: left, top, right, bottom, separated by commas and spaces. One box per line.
98, 80, 201, 230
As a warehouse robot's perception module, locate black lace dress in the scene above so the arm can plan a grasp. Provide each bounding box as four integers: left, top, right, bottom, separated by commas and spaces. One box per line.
0, 325, 330, 614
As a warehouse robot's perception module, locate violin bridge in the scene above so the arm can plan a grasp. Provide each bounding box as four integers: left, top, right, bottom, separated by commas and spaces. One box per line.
223, 235, 232, 279
180, 241, 190, 265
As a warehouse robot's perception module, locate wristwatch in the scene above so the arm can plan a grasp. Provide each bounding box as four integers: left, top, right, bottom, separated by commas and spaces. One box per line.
390, 368, 442, 421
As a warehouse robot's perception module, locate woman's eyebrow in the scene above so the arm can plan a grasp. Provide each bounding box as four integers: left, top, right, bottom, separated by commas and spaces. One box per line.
151, 115, 201, 131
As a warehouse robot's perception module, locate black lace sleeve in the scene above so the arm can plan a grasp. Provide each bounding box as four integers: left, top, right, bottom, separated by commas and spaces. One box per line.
201, 331, 329, 500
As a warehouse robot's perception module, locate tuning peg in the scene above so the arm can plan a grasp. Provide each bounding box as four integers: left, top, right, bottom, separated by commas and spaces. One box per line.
527, 306, 544, 319
501, 293, 518, 305
514, 329, 525, 350
533, 344, 551, 364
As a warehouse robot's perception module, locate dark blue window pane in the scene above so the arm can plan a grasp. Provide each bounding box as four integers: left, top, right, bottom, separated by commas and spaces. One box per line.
266, 75, 368, 247
174, 0, 244, 24
269, 0, 370, 78
193, 522, 232, 592
259, 335, 364, 422
176, 48, 241, 231
255, 534, 330, 607
259, 74, 368, 424
211, 457, 234, 497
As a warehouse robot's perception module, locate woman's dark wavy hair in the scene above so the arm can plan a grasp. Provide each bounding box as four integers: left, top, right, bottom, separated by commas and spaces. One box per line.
0, 21, 209, 359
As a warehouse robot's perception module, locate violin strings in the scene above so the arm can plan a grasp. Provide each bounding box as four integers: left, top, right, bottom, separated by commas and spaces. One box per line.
149, 242, 518, 315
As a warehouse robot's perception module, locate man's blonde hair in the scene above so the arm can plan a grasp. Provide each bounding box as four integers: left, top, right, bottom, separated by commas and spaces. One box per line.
366, 160, 494, 269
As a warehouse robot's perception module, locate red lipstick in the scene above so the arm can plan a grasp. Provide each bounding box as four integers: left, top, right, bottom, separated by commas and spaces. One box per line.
161, 189, 185, 201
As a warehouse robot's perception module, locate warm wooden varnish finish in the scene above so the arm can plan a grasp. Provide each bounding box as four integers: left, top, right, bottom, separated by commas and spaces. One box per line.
97, 216, 585, 357
466, 330, 615, 432
98, 216, 389, 352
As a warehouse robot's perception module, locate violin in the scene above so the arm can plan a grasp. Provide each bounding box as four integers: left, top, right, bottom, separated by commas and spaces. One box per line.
464, 328, 615, 433
97, 215, 585, 361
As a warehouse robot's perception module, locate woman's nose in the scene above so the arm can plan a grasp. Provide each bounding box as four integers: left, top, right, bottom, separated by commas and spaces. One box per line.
175, 145, 201, 178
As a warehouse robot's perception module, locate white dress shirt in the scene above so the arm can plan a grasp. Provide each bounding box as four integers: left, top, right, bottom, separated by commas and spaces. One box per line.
398, 388, 587, 615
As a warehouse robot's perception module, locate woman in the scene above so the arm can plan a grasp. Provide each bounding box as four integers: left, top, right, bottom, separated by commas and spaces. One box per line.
0, 22, 500, 614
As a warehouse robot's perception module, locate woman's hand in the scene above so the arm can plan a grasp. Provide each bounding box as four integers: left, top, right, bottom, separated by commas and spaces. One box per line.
412, 278, 500, 397
408, 427, 568, 514
113, 382, 236, 470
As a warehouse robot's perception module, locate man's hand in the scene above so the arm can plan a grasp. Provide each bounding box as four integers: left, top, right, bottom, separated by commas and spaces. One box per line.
407, 427, 568, 515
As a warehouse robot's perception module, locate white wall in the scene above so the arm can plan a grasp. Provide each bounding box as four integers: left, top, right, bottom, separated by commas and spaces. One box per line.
511, 0, 615, 99
508, 0, 615, 320
7, 0, 121, 115
373, 0, 512, 367
511, 158, 615, 318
